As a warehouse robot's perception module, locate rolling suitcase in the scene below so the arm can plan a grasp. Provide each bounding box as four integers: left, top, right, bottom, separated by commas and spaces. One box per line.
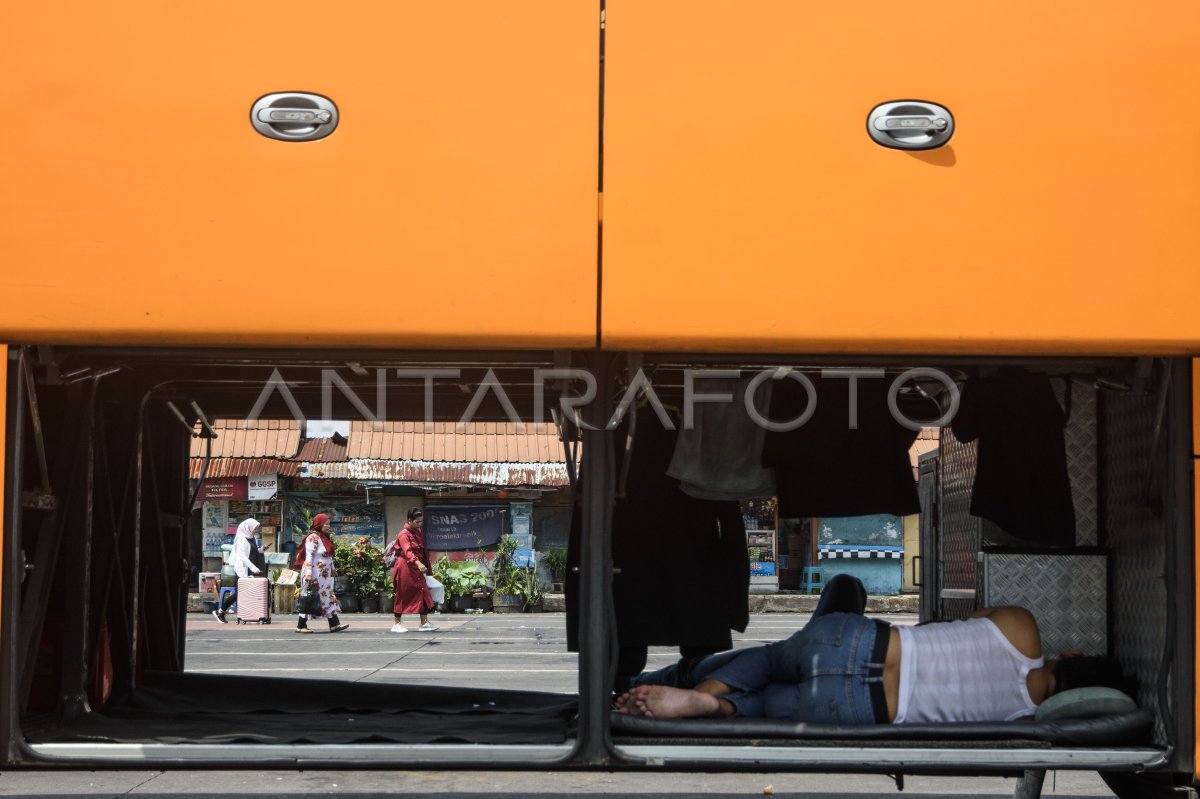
235, 577, 272, 625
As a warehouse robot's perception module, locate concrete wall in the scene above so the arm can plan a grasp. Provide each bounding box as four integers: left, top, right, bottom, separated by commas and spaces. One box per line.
385, 495, 424, 541
902, 513, 919, 593
819, 558, 903, 595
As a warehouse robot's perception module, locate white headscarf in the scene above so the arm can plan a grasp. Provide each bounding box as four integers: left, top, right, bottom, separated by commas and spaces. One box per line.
232, 518, 262, 578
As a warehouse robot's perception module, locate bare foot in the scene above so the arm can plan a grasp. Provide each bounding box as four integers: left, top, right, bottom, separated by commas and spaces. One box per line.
614, 690, 642, 715
629, 684, 720, 719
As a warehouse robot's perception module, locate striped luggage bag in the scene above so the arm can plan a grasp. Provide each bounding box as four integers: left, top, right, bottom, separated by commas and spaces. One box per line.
235, 577, 272, 624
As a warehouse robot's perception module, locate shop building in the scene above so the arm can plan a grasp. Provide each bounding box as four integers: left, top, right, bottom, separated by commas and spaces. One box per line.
192, 422, 938, 597
190, 420, 575, 586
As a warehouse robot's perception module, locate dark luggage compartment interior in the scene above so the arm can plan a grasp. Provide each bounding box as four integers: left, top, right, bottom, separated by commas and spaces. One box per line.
23, 671, 577, 745
1, 349, 1188, 783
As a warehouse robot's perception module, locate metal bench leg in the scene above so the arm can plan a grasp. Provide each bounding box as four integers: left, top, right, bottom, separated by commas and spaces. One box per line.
1013, 769, 1045, 799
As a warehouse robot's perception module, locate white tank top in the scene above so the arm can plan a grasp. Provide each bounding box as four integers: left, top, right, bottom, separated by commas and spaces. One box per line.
894, 618, 1042, 724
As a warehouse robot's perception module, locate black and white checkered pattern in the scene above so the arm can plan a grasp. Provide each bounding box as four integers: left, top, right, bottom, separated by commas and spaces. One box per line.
819, 547, 903, 560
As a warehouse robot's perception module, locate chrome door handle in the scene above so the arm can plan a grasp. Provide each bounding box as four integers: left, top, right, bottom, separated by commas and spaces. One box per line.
255, 108, 333, 125
250, 93, 339, 142
872, 115, 948, 132
867, 101, 954, 150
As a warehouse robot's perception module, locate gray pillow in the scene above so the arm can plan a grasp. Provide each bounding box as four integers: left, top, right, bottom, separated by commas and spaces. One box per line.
1035, 687, 1137, 722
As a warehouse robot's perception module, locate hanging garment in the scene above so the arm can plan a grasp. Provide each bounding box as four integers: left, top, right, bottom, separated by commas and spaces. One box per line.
762, 373, 920, 518
566, 404, 749, 664
950, 367, 1076, 548
667, 377, 776, 501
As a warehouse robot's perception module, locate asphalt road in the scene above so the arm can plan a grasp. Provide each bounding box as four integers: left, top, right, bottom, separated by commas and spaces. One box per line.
0, 610, 1119, 798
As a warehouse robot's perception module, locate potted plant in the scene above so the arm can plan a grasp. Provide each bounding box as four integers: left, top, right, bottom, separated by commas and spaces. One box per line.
488, 536, 525, 613
520, 564, 546, 612
433, 556, 489, 612
333, 536, 381, 612
362, 540, 391, 614
542, 548, 567, 593
377, 562, 394, 614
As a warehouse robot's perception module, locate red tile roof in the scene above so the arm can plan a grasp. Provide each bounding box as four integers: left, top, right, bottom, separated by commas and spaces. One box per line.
188, 419, 300, 459
909, 427, 940, 478
344, 421, 567, 463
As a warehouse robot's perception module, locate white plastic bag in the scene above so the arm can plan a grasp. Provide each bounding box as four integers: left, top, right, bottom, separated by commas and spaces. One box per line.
425, 575, 445, 605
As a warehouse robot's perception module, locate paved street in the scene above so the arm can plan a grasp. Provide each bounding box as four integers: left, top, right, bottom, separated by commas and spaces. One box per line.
187, 611, 580, 691
185, 609, 869, 692
0, 611, 1119, 797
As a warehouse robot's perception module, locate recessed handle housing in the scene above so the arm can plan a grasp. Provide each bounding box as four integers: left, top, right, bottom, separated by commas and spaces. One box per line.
867, 101, 954, 150
251, 93, 339, 142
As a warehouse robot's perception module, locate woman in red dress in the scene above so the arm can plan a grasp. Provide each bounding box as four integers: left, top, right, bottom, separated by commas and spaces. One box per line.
390, 508, 438, 633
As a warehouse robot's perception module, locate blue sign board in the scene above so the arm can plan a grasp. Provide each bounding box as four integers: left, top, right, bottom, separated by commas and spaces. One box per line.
425, 505, 508, 550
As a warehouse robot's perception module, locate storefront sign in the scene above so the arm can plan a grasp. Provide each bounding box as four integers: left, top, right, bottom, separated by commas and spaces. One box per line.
248, 473, 278, 500
198, 477, 247, 501
425, 505, 507, 550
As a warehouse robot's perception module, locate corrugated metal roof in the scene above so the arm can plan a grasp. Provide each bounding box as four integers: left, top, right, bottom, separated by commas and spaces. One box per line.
189, 458, 301, 479
189, 420, 569, 463
190, 419, 574, 487
296, 437, 348, 462
296, 459, 571, 487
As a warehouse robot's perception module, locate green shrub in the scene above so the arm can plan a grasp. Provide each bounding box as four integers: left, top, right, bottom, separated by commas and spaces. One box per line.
334, 535, 386, 596
431, 556, 488, 600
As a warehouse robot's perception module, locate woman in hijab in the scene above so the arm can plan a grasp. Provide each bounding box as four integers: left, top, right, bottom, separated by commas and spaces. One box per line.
212, 518, 263, 623
295, 513, 349, 633
389, 508, 438, 633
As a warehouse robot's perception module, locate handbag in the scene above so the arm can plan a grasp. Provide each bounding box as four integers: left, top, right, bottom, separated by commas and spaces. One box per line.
297, 581, 323, 616
249, 546, 268, 574
425, 575, 445, 605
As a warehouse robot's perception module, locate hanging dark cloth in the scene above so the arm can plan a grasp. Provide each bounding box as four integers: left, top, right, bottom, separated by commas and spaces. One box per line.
761, 373, 920, 518
565, 403, 749, 689
950, 367, 1076, 548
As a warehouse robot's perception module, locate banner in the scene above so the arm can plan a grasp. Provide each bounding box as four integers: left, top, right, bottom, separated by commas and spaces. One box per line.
425, 505, 507, 550
286, 494, 388, 547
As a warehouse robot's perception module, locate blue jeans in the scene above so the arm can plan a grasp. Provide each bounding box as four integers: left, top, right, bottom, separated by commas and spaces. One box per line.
629, 576, 884, 723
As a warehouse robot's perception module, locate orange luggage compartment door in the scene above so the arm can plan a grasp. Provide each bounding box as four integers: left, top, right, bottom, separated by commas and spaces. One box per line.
602, 2, 1200, 354
0, 2, 598, 349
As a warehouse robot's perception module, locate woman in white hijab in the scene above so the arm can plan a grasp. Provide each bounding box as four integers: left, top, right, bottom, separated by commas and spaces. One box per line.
213, 518, 263, 623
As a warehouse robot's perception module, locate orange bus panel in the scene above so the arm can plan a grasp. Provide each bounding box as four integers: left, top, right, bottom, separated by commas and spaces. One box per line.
1194, 360, 1200, 455
0, 2, 598, 349
602, 2, 1200, 354
0, 347, 5, 616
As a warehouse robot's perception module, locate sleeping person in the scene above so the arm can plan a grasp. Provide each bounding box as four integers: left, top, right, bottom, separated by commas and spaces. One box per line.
615, 575, 1130, 724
